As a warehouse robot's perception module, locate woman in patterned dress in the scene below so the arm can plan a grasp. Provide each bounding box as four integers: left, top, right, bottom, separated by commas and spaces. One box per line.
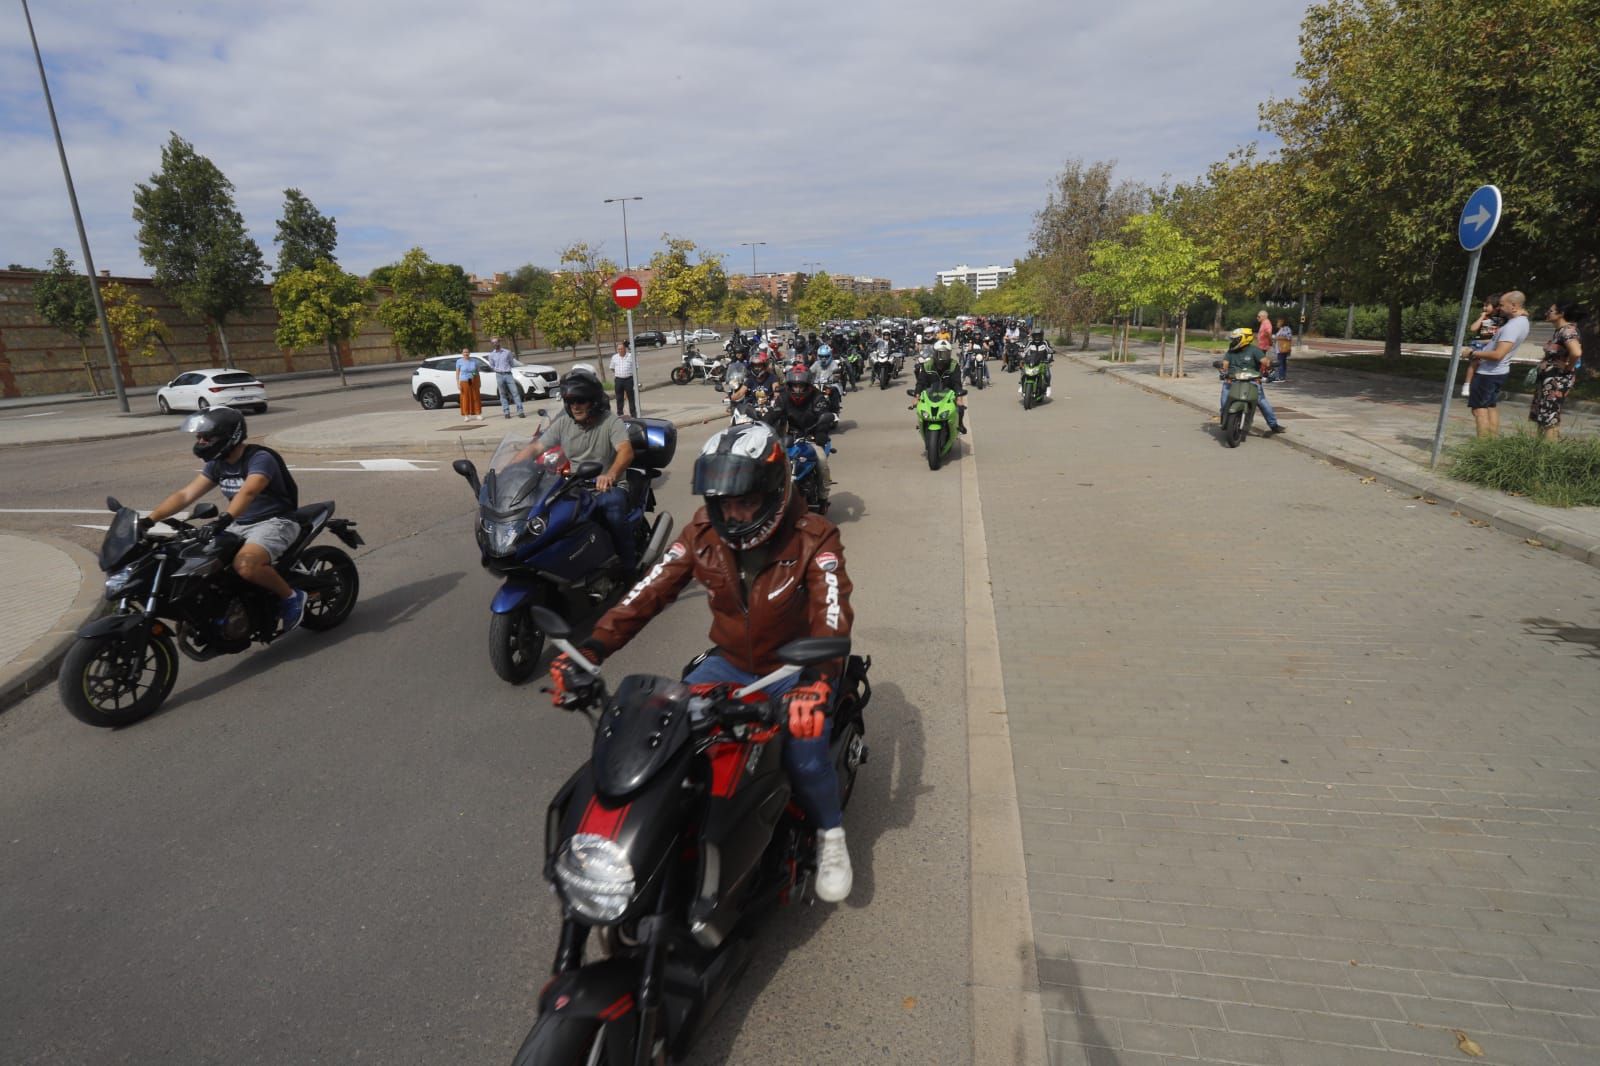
1528, 303, 1585, 439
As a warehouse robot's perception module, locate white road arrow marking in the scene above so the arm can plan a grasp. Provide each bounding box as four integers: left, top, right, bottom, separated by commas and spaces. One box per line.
1465, 204, 1491, 230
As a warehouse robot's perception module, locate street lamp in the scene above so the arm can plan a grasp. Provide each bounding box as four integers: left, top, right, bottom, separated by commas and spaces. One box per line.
740, 241, 767, 277
22, 0, 128, 412
602, 196, 643, 270
603, 196, 644, 415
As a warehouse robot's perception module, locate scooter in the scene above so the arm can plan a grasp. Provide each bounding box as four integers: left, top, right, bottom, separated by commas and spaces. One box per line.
1214, 360, 1263, 448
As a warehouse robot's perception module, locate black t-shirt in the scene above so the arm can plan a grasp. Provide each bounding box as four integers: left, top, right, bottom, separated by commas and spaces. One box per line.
202, 446, 295, 523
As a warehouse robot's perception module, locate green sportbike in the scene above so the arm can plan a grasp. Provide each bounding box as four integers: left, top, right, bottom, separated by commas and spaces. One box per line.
910, 376, 960, 471
1019, 347, 1051, 410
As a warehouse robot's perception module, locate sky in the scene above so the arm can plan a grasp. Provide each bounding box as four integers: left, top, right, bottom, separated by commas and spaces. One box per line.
1, 0, 1306, 290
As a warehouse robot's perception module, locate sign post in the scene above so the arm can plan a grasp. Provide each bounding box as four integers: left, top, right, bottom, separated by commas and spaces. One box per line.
611, 275, 643, 416
1430, 184, 1502, 469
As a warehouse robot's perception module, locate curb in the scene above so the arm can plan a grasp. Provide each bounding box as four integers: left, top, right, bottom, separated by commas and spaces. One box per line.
1067, 352, 1600, 570
0, 536, 106, 713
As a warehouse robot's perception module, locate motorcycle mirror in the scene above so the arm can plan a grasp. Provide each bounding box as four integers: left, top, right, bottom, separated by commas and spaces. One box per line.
775, 636, 851, 666
452, 459, 481, 493
190, 502, 218, 520
536, 407, 549, 418
528, 604, 571, 640
713, 382, 724, 392
1210, 359, 1225, 370
106, 495, 122, 513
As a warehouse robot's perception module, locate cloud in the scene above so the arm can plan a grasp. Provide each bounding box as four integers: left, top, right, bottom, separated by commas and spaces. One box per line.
1, 0, 1305, 287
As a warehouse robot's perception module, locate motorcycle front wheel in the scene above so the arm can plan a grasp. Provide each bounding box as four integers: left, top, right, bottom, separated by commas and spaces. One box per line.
669, 366, 691, 385
512, 1013, 660, 1066
489, 604, 546, 684
1224, 410, 1245, 448
58, 628, 179, 728
1022, 384, 1035, 410
925, 427, 945, 470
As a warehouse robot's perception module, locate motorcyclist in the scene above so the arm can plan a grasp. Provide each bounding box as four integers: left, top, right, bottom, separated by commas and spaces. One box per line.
913, 338, 968, 434
811, 344, 844, 410
144, 407, 308, 633
1218, 327, 1285, 434
548, 421, 856, 902
521, 370, 643, 572
776, 364, 837, 481
1023, 328, 1055, 398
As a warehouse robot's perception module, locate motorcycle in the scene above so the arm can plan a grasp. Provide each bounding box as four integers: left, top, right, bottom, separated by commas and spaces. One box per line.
1019, 348, 1051, 410
669, 343, 726, 385
871, 344, 896, 390
453, 419, 677, 683
1002, 339, 1021, 373
840, 348, 864, 391
785, 430, 831, 514
962, 346, 990, 390
61, 497, 363, 727
910, 378, 959, 471
506, 606, 871, 1066
1214, 360, 1264, 448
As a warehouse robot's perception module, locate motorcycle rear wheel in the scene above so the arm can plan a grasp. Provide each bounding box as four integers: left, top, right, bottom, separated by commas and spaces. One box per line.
59, 629, 179, 728
669, 366, 691, 385
925, 427, 945, 471
295, 545, 359, 631
489, 604, 546, 684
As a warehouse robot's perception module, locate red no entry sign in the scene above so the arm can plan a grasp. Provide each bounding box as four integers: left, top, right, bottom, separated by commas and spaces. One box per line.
611, 275, 643, 310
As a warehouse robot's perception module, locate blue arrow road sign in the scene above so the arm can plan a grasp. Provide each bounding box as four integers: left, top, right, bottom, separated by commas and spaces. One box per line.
1457, 184, 1502, 252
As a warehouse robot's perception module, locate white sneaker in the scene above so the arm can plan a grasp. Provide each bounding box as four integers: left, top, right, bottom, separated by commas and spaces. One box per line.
815, 827, 852, 902
1046, 387, 1053, 398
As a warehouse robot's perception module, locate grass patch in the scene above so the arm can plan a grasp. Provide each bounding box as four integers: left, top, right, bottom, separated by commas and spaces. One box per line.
1447, 431, 1600, 507
1088, 326, 1228, 352
1303, 353, 1600, 403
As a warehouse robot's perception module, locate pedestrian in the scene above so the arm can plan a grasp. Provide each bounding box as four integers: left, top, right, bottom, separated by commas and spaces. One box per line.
1460, 294, 1504, 398
455, 347, 483, 421
1528, 302, 1586, 439
487, 336, 524, 419
610, 340, 637, 417
1273, 317, 1294, 382
1255, 310, 1274, 369
1465, 291, 1529, 438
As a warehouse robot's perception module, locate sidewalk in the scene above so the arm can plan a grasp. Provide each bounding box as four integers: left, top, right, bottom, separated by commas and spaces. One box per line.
0, 394, 728, 713
1066, 343, 1600, 568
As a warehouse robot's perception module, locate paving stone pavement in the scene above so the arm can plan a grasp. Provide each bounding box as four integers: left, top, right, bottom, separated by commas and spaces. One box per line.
968, 358, 1600, 1066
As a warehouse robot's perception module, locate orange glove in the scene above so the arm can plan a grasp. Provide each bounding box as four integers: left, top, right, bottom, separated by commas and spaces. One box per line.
784, 681, 831, 739
548, 652, 600, 708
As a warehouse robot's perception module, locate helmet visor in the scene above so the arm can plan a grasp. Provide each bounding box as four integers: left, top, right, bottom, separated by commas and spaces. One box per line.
691, 453, 766, 498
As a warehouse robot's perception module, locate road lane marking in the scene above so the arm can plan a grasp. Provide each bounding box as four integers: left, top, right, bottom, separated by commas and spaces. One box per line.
288, 459, 440, 472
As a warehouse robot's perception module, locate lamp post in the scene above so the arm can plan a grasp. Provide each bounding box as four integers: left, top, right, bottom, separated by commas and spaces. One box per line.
603, 196, 643, 415
740, 242, 767, 328
22, 0, 128, 412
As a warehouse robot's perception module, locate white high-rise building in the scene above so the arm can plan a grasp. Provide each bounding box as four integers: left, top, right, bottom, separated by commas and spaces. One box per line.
934, 263, 1015, 294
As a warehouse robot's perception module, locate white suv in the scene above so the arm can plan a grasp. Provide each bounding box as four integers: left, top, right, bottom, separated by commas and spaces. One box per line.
411, 353, 560, 410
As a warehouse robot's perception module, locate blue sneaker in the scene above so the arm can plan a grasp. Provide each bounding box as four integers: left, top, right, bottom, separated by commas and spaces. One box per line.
279, 590, 307, 633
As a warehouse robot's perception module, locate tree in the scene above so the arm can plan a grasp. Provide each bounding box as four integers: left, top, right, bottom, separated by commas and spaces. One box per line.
794, 271, 855, 328
274, 188, 338, 276
374, 247, 474, 358
933, 280, 976, 317
502, 264, 555, 327
479, 292, 532, 352
642, 235, 728, 341
557, 242, 620, 373
1030, 159, 1151, 347
535, 288, 591, 352
371, 247, 474, 320
100, 282, 173, 372
719, 291, 768, 329
973, 258, 1047, 319
1078, 239, 1145, 362
33, 248, 96, 380
132, 133, 265, 368
273, 260, 373, 385
1119, 213, 1224, 377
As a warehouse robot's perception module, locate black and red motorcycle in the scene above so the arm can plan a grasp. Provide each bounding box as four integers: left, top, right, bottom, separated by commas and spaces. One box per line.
509, 606, 871, 1065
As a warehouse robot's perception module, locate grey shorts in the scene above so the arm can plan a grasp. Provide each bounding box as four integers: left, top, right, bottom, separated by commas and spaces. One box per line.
233, 516, 301, 562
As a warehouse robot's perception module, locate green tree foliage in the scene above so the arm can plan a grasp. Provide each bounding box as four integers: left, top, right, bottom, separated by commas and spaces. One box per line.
558, 242, 621, 370
273, 188, 338, 276
478, 292, 532, 352
374, 247, 473, 358
33, 248, 96, 352
502, 264, 555, 322
1031, 159, 1151, 346
932, 280, 976, 317
719, 290, 768, 329
273, 260, 373, 385
794, 272, 857, 328
1259, 0, 1600, 355
973, 259, 1047, 319
535, 288, 591, 352
100, 281, 172, 370
642, 236, 728, 339
132, 133, 265, 368
371, 247, 473, 319
1121, 213, 1224, 376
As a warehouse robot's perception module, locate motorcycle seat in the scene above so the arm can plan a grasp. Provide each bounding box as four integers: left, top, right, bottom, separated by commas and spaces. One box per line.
287, 501, 335, 529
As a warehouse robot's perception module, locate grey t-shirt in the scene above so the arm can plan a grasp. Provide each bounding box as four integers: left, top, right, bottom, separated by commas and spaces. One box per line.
537, 411, 629, 467
1480, 315, 1529, 376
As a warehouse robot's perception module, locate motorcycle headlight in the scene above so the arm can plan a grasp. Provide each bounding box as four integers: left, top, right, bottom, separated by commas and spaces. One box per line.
104, 565, 139, 598
526, 515, 547, 538
554, 833, 636, 923
480, 518, 522, 556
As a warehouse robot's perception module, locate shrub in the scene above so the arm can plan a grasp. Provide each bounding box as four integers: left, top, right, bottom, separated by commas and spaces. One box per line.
1447, 431, 1600, 508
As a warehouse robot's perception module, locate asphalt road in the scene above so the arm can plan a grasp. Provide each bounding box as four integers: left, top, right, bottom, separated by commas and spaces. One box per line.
0, 365, 973, 1064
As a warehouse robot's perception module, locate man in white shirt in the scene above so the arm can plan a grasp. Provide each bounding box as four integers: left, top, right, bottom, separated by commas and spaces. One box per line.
610, 340, 638, 417
1466, 290, 1530, 437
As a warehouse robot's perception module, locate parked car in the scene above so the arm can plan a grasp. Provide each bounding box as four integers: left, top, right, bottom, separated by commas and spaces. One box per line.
688, 328, 722, 342
663, 331, 685, 345
410, 353, 560, 411
633, 331, 668, 348
156, 369, 268, 414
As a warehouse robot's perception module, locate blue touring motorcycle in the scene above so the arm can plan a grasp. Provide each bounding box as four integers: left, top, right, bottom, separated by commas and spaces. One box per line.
453, 416, 677, 683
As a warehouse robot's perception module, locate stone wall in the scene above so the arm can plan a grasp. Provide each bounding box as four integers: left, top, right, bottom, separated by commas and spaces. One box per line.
0, 271, 410, 399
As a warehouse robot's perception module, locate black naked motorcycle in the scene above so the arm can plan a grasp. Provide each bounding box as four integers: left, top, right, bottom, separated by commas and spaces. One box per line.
60, 498, 363, 727
508, 606, 871, 1066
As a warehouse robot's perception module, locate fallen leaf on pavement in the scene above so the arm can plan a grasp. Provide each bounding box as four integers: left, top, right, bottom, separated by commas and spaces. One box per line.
1450, 511, 1462, 517
1526, 538, 1544, 547
1359, 476, 1376, 484
903, 997, 918, 1011
1469, 518, 1489, 527
1453, 1029, 1484, 1057
1424, 498, 1439, 505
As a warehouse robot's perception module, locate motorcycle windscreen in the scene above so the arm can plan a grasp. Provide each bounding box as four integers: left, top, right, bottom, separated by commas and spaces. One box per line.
591, 675, 695, 800
99, 508, 143, 571
480, 427, 560, 511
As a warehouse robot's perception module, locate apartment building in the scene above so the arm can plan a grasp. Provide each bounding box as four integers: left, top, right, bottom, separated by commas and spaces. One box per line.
934, 263, 1015, 294
732, 272, 806, 303
831, 275, 893, 295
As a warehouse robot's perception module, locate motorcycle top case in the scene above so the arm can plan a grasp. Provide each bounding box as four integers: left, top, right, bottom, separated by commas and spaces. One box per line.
623, 417, 677, 471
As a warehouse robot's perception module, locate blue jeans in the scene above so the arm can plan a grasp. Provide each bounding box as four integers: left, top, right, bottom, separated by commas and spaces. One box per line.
593, 486, 635, 573
1275, 352, 1289, 381
683, 654, 843, 830
496, 374, 524, 416
1221, 380, 1278, 428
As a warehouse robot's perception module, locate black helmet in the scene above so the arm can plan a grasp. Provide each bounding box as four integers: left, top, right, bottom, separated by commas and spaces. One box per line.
183, 407, 246, 461
691, 422, 792, 550
784, 365, 815, 399
559, 369, 605, 422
